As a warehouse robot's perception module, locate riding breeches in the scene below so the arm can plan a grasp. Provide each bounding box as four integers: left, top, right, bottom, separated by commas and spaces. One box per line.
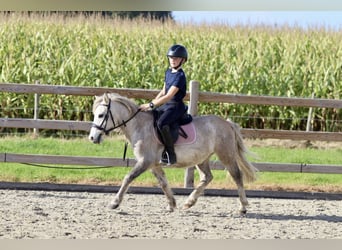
156, 102, 185, 130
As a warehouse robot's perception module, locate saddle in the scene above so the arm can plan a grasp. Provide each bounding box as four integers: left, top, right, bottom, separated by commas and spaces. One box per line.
152, 107, 193, 144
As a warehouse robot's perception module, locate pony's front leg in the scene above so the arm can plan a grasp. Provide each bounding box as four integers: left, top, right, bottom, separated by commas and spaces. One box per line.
110, 161, 150, 209
150, 166, 177, 212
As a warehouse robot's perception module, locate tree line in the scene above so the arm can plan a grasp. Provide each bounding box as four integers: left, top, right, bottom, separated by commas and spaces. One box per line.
1, 11, 173, 21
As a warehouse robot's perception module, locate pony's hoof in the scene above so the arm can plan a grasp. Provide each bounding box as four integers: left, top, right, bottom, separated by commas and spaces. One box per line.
239, 209, 247, 216
168, 207, 175, 212
182, 204, 192, 210
109, 203, 119, 209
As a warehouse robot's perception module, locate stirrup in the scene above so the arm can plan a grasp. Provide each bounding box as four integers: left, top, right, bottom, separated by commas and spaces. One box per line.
159, 151, 175, 166
160, 151, 171, 165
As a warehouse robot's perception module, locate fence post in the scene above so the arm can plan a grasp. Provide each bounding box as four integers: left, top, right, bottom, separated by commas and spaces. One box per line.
306, 93, 315, 132
184, 80, 199, 188
305, 93, 315, 147
33, 81, 40, 137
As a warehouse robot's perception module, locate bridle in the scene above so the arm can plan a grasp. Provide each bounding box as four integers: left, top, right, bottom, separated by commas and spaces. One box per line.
91, 99, 141, 135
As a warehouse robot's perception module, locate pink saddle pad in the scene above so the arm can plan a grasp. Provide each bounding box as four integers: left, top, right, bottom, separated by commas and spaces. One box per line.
153, 122, 196, 145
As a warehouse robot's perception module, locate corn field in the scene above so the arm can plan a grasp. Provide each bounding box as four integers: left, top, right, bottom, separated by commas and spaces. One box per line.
0, 12, 341, 134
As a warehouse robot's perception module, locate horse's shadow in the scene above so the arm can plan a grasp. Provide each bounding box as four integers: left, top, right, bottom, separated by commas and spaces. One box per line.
244, 212, 342, 223
114, 208, 342, 224
185, 210, 342, 223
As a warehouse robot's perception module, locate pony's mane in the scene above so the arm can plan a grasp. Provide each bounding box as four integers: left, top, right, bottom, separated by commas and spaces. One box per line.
93, 93, 138, 113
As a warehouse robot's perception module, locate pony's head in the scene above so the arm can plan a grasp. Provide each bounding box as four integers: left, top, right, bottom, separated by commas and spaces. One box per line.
88, 92, 140, 144
88, 93, 113, 144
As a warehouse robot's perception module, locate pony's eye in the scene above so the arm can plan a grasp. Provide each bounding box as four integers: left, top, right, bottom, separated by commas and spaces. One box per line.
98, 114, 105, 118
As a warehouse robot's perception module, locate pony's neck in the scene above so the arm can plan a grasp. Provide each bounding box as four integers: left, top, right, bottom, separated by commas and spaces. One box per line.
118, 111, 153, 145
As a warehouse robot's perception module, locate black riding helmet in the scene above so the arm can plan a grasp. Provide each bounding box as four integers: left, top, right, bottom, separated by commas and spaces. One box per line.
166, 44, 188, 62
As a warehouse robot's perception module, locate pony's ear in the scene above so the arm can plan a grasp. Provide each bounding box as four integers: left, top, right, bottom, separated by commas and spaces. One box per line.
103, 92, 110, 104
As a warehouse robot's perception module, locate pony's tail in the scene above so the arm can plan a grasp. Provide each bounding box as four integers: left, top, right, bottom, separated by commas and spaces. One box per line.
228, 119, 258, 183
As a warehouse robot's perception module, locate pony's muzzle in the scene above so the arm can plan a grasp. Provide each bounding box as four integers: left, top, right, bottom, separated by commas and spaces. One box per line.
89, 132, 102, 144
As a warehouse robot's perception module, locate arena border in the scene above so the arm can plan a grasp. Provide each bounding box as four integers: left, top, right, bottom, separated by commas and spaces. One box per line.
0, 181, 341, 201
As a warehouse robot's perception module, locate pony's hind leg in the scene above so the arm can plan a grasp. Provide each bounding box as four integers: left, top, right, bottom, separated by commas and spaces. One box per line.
225, 162, 249, 215
183, 160, 213, 209
150, 166, 177, 212
216, 139, 249, 214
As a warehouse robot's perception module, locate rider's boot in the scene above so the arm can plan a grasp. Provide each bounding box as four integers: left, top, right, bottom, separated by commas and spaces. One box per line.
159, 125, 177, 165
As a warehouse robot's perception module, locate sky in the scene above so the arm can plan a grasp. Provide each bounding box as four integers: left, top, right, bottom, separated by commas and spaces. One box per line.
172, 11, 342, 30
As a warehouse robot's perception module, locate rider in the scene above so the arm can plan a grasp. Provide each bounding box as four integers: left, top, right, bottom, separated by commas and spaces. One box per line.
140, 44, 188, 165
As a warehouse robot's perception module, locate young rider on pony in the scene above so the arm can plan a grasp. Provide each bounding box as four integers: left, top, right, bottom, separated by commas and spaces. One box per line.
140, 44, 188, 165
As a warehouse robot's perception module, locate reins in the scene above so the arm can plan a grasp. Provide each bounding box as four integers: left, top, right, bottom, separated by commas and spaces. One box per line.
109, 107, 142, 132
20, 163, 120, 170
19, 142, 131, 170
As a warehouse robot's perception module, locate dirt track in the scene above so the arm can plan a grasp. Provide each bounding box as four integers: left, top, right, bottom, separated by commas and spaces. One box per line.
1, 189, 341, 239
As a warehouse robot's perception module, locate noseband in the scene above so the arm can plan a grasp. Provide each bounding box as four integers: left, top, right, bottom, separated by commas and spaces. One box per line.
91, 99, 141, 135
